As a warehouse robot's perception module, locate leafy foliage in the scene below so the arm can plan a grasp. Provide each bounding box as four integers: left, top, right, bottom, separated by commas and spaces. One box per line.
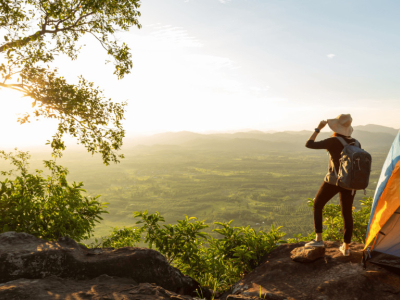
0, 150, 108, 241
135, 211, 209, 265
352, 197, 373, 242
198, 221, 286, 291
0, 0, 142, 164
212, 221, 285, 272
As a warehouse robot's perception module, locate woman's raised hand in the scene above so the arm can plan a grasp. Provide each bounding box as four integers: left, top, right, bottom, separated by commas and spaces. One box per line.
318, 120, 328, 130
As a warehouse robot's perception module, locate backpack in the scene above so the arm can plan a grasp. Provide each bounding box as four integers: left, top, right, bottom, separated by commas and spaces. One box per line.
324, 137, 372, 193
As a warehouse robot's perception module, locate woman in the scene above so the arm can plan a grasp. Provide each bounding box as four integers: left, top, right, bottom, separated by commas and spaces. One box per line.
304, 114, 359, 256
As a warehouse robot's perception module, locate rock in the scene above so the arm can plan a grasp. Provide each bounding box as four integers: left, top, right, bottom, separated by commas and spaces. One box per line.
0, 275, 196, 299
290, 246, 325, 262
223, 241, 400, 300
0, 231, 206, 297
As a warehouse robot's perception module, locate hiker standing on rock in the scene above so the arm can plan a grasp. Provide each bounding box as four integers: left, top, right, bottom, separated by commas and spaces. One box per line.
304, 114, 371, 256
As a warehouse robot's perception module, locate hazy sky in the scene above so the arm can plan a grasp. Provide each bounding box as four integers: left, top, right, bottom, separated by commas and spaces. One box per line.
1, 0, 400, 148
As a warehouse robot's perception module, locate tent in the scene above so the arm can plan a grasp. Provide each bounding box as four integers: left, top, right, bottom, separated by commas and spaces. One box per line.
364, 130, 400, 256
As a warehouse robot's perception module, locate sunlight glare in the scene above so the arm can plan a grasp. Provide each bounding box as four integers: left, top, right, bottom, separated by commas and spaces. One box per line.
0, 89, 59, 149
0, 89, 33, 123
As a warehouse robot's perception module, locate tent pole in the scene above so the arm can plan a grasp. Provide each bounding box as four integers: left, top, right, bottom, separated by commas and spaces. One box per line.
370, 234, 379, 252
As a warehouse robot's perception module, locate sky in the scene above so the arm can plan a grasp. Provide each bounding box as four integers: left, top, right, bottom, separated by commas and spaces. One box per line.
1, 0, 400, 148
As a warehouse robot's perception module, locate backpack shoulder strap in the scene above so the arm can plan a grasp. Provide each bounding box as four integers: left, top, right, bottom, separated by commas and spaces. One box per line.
335, 136, 348, 146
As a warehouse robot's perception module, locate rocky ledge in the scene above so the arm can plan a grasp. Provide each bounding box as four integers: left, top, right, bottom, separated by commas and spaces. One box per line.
224, 241, 400, 300
0, 275, 196, 300
1, 232, 400, 300
0, 231, 207, 298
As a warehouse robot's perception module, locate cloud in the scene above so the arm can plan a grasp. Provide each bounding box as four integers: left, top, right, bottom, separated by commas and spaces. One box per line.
250, 86, 270, 97
184, 54, 238, 71
150, 25, 203, 48
327, 54, 336, 59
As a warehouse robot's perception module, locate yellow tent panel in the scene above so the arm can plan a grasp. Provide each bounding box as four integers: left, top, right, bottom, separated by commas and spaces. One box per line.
365, 160, 400, 249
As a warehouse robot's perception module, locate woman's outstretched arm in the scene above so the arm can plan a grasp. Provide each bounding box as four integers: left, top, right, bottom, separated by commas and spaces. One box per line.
305, 120, 330, 149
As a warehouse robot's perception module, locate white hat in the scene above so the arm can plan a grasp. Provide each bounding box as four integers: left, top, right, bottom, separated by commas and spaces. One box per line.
327, 114, 353, 137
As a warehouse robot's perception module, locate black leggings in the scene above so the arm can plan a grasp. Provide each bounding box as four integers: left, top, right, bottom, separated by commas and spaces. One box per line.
313, 182, 355, 244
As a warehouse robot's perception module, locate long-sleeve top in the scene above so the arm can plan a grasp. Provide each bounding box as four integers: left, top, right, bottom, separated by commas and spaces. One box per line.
305, 134, 360, 174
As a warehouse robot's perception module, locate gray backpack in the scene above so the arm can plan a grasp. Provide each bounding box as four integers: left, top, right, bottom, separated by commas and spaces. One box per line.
324, 137, 372, 193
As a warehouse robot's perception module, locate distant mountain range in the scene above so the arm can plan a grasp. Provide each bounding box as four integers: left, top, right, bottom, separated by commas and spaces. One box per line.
126, 124, 398, 152
353, 124, 399, 135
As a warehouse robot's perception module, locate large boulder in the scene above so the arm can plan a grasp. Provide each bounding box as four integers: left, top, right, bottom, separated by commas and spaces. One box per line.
223, 241, 400, 300
0, 275, 195, 299
0, 232, 205, 297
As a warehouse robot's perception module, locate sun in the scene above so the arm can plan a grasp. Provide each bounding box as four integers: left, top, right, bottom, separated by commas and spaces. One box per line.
0, 89, 33, 123
0, 89, 58, 149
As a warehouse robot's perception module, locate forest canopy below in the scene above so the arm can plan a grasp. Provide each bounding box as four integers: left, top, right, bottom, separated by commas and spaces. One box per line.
0, 124, 396, 241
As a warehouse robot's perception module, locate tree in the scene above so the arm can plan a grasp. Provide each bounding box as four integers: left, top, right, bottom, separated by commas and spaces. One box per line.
0, 0, 142, 164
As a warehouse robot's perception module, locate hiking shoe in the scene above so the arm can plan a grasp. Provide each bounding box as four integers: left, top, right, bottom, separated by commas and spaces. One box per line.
304, 240, 325, 248
339, 244, 350, 256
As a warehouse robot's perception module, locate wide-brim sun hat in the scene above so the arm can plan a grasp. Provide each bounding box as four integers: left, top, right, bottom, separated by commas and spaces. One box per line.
327, 114, 353, 137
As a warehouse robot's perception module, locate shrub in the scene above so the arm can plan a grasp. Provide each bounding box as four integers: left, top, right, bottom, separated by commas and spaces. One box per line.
134, 211, 208, 265
352, 197, 373, 243
0, 150, 108, 241
211, 221, 285, 271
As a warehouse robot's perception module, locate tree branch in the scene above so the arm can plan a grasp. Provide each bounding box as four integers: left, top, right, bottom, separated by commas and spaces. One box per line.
0, 31, 43, 53
0, 82, 29, 93
0, 11, 95, 53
